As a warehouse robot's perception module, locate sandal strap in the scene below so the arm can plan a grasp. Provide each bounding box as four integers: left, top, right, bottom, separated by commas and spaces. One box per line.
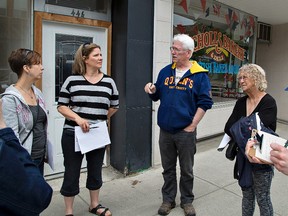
95, 204, 103, 211
89, 204, 110, 216
99, 208, 109, 216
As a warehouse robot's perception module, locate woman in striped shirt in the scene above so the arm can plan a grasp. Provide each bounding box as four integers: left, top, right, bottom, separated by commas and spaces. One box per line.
58, 43, 119, 216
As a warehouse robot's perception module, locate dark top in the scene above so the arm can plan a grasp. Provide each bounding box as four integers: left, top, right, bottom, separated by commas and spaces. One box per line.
225, 94, 277, 135
224, 94, 277, 188
29, 105, 47, 160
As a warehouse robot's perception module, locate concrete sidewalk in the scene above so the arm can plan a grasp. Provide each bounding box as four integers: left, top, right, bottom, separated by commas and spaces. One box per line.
41, 123, 288, 216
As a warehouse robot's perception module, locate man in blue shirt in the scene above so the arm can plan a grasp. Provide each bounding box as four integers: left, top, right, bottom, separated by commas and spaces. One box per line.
144, 34, 213, 216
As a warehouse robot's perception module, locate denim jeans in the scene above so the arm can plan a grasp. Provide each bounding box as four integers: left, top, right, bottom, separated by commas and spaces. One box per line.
159, 129, 197, 205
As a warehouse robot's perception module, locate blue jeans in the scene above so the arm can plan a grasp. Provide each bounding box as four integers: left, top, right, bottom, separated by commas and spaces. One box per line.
159, 129, 197, 205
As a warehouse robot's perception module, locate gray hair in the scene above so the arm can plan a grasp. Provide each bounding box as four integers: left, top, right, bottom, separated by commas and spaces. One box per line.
238, 63, 267, 91
173, 34, 195, 53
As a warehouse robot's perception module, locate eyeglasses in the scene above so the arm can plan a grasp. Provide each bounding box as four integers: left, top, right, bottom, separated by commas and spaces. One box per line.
170, 46, 187, 53
237, 75, 248, 81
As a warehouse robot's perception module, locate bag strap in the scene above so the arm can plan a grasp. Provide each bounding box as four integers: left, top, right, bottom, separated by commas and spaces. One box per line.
22, 101, 40, 145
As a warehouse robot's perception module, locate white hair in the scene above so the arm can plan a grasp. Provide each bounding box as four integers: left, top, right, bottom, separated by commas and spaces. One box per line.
173, 34, 195, 53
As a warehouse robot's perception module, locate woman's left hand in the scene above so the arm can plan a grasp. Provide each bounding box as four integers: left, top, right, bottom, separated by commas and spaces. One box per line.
245, 139, 264, 164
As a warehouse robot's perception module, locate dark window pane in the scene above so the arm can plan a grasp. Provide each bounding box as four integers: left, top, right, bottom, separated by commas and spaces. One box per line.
55, 34, 93, 101
45, 0, 108, 13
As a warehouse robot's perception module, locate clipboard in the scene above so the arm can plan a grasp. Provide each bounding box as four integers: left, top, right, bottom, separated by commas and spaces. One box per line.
248, 130, 288, 164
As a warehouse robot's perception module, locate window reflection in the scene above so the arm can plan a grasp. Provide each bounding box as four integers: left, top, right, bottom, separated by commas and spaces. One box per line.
0, 0, 31, 93
173, 0, 257, 102
46, 0, 108, 13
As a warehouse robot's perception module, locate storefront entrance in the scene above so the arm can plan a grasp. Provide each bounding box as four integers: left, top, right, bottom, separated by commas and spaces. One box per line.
34, 12, 111, 175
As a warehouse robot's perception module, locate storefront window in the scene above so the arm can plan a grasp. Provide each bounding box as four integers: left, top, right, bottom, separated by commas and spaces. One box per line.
173, 0, 257, 103
0, 0, 31, 93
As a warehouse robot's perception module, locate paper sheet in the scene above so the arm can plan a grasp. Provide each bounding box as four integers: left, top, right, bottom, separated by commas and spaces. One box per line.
75, 121, 111, 154
47, 139, 54, 171
250, 131, 288, 164
217, 133, 231, 151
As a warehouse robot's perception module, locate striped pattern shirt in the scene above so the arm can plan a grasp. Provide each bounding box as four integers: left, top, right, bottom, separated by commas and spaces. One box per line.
58, 74, 119, 128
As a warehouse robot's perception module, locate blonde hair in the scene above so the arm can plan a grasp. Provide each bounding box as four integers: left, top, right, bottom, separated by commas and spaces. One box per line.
238, 63, 267, 91
72, 43, 101, 75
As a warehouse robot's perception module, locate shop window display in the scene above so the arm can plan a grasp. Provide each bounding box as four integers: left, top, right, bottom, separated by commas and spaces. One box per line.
173, 0, 257, 103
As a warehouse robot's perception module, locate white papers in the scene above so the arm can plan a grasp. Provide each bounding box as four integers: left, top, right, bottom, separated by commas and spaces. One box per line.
217, 133, 231, 151
252, 131, 288, 164
75, 121, 111, 154
47, 139, 54, 170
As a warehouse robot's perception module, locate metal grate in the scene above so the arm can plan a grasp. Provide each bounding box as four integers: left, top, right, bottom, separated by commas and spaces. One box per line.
257, 22, 272, 43
45, 0, 107, 13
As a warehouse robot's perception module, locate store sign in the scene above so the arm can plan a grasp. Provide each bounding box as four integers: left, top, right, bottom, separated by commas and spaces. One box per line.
192, 31, 245, 61
199, 62, 240, 74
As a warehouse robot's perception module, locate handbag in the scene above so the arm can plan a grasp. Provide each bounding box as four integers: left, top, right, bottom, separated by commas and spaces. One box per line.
0, 128, 53, 216
225, 139, 238, 161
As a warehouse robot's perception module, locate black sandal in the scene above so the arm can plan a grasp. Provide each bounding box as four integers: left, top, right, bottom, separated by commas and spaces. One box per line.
89, 204, 111, 216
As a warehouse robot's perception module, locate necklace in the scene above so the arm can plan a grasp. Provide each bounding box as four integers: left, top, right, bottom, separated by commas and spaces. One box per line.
16, 85, 34, 99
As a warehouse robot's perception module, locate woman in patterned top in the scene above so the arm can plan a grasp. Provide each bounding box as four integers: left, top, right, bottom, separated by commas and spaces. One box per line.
2, 48, 49, 176
57, 43, 119, 216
